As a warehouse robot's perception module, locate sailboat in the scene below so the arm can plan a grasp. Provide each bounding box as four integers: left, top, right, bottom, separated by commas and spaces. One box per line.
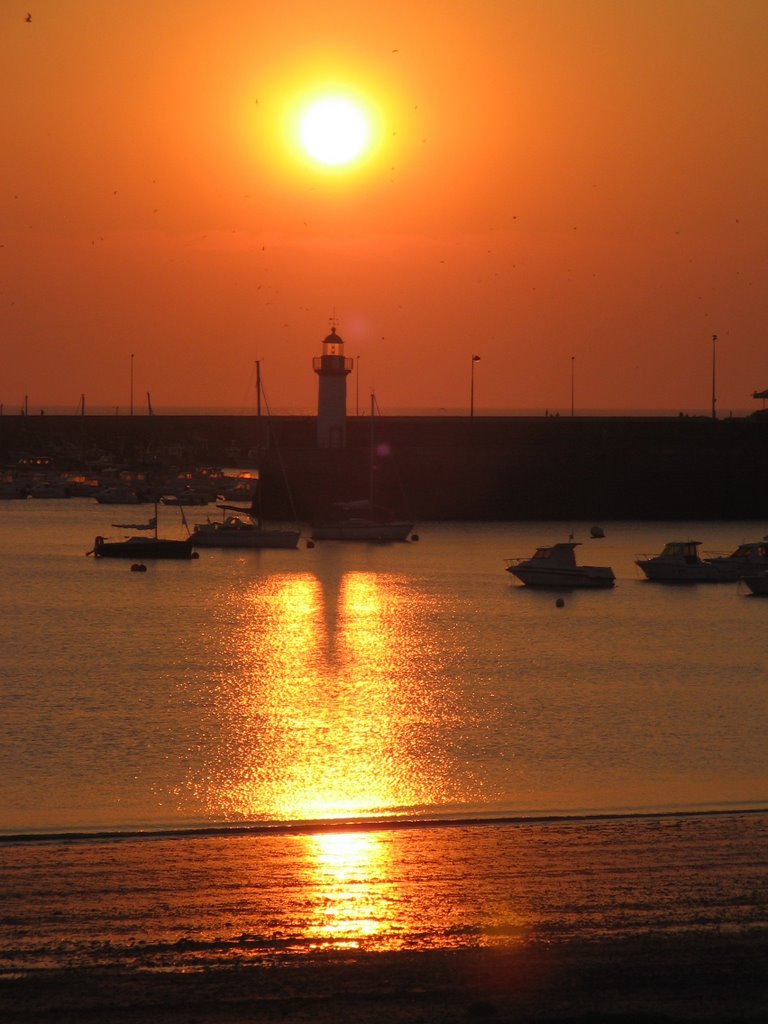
88, 505, 195, 559
190, 365, 301, 550
190, 491, 300, 550
311, 394, 415, 542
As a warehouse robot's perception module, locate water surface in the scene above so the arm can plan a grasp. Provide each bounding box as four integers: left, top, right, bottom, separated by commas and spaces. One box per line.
1, 505, 766, 834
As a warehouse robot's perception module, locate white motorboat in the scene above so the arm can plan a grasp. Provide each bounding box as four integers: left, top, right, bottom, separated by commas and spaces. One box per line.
704, 542, 768, 582
506, 541, 615, 588
635, 540, 723, 582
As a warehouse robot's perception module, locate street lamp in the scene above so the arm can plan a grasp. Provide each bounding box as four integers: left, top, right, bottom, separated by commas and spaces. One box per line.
470, 355, 481, 418
711, 334, 718, 420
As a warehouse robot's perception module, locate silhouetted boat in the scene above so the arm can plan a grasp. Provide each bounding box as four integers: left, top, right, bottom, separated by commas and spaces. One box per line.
90, 535, 194, 559
742, 571, 768, 596
192, 365, 301, 549
160, 490, 211, 506
311, 500, 414, 542
29, 482, 71, 499
88, 504, 194, 559
506, 541, 615, 588
0, 481, 28, 499
191, 501, 300, 549
95, 486, 146, 505
704, 541, 768, 581
635, 540, 723, 582
311, 393, 415, 543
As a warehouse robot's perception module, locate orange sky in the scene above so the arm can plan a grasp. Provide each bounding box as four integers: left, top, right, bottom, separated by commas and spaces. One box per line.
2, 1, 767, 414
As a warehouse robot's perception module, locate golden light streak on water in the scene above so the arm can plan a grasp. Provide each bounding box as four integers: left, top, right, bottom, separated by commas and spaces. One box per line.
187, 570, 463, 823
300, 831, 392, 949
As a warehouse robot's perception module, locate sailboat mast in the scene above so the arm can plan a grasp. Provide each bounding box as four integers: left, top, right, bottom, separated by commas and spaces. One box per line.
369, 392, 375, 506
255, 360, 262, 419
255, 360, 263, 528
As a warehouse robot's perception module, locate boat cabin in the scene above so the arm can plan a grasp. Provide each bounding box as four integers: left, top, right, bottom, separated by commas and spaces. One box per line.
530, 542, 579, 564
727, 542, 768, 559
659, 541, 702, 563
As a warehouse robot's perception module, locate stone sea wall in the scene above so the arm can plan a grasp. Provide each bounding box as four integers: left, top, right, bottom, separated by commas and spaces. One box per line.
2, 413, 767, 521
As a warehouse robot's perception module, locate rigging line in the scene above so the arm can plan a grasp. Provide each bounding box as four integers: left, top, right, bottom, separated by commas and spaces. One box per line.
258, 380, 300, 525
370, 393, 413, 518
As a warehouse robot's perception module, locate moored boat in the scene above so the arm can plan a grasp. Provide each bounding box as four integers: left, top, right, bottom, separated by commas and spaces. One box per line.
88, 504, 195, 559
311, 501, 414, 542
29, 481, 71, 499
161, 490, 211, 506
95, 486, 146, 505
311, 392, 416, 543
191, 366, 301, 549
506, 541, 615, 588
704, 541, 768, 582
636, 540, 724, 582
191, 508, 300, 549
742, 572, 768, 596
90, 535, 195, 559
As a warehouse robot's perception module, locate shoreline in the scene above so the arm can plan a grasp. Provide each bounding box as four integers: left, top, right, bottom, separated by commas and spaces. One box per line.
3, 933, 767, 1022
3, 802, 768, 846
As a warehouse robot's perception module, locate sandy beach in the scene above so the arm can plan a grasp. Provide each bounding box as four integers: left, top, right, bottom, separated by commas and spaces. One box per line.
2, 814, 767, 1022
3, 932, 767, 1023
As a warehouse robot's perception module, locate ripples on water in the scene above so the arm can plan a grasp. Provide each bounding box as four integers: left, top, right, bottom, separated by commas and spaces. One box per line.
1, 506, 766, 834
1, 505, 767, 973
1, 813, 766, 975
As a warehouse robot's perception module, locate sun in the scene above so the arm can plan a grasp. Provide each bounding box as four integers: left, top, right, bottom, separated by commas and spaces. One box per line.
297, 96, 372, 167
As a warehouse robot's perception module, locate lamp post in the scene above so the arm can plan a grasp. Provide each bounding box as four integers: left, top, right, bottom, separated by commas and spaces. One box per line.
255, 360, 261, 419
130, 353, 134, 417
570, 355, 575, 417
711, 334, 718, 420
356, 355, 360, 416
470, 355, 481, 418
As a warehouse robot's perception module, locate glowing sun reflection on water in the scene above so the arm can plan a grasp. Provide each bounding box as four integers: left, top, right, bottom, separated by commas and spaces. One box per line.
186, 570, 464, 823
301, 831, 392, 949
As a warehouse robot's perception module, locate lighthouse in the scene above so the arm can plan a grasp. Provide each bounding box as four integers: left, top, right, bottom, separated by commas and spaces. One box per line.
313, 324, 353, 448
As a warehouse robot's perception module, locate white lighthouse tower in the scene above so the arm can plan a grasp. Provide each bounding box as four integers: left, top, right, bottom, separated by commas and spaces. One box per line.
313, 323, 353, 448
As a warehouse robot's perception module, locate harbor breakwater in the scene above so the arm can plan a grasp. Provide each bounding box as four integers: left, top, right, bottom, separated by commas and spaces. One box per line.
2, 413, 768, 521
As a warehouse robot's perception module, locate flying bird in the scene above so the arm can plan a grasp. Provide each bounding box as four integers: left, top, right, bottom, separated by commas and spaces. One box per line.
26, 12, 32, 21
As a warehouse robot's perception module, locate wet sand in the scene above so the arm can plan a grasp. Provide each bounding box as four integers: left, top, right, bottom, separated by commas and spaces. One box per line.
3, 932, 767, 1023
2, 815, 767, 1021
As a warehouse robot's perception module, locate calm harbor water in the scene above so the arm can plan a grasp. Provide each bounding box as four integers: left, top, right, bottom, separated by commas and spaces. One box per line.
1, 502, 767, 972
1, 503, 766, 834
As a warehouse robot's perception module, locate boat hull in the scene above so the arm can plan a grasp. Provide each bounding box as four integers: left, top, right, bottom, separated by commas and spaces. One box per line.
704, 558, 768, 582
635, 560, 723, 582
92, 536, 194, 559
311, 521, 414, 542
743, 574, 768, 595
508, 567, 615, 588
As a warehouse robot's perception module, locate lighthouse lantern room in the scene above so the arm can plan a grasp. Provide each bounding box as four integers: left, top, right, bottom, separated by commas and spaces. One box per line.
313, 324, 353, 448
